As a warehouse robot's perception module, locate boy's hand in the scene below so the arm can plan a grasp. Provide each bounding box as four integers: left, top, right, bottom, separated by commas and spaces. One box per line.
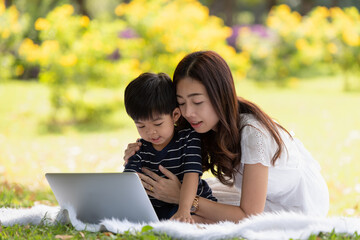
170, 209, 194, 223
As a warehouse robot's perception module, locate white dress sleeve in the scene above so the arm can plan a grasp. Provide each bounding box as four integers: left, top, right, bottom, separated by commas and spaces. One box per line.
240, 125, 274, 167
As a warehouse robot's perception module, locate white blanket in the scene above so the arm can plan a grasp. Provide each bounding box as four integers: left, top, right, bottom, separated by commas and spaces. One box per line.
1, 178, 360, 240
1, 204, 360, 240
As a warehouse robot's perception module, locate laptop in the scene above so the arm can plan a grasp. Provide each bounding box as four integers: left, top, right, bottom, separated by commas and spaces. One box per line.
45, 172, 159, 224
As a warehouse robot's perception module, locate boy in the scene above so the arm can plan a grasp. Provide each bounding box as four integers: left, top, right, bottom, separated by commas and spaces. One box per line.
123, 72, 217, 222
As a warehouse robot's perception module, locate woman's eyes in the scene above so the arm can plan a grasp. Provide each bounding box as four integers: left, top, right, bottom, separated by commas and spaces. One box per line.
178, 101, 203, 106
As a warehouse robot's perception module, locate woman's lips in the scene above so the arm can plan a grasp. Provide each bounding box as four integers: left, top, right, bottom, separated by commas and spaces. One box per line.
190, 121, 202, 128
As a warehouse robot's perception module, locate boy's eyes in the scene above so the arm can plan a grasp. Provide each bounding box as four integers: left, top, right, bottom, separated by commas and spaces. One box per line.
136, 122, 163, 128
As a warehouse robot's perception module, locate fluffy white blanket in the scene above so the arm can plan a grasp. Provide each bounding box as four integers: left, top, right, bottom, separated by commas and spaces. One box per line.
1, 178, 360, 240
1, 204, 360, 240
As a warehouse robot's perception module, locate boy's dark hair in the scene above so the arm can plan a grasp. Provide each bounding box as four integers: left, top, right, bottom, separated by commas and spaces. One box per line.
124, 72, 177, 121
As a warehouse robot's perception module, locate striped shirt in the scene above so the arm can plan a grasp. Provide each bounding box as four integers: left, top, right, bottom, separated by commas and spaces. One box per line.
124, 128, 217, 208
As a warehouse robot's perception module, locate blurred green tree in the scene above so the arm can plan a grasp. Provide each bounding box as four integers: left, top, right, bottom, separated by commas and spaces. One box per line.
114, 0, 249, 79
0, 1, 28, 80
237, 5, 360, 89
18, 4, 140, 124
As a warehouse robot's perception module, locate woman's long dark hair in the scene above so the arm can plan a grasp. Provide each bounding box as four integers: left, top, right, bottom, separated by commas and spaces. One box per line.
173, 51, 290, 186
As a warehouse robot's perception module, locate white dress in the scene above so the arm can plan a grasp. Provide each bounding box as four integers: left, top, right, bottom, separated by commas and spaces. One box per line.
234, 114, 329, 217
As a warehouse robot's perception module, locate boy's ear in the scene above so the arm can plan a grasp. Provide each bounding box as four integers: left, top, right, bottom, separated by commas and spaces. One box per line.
172, 107, 181, 122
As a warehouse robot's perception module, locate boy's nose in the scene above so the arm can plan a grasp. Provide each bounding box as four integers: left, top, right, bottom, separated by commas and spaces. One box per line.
147, 129, 156, 134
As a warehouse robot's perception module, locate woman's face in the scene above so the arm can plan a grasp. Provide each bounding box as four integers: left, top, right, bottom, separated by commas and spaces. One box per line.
176, 77, 219, 133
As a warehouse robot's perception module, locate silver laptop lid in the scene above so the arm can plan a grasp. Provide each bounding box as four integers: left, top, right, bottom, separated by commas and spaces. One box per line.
45, 172, 159, 224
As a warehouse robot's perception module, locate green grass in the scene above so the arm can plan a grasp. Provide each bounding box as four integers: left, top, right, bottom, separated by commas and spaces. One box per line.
1, 184, 359, 240
0, 220, 172, 239
1, 77, 360, 239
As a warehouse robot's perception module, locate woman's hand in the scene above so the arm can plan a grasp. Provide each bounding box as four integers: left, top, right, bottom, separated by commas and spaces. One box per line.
123, 139, 142, 166
138, 165, 181, 204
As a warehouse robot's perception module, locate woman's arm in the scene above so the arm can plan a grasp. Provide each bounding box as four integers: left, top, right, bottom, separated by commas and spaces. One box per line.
195, 163, 268, 222
123, 151, 142, 173
139, 163, 268, 222
123, 140, 142, 165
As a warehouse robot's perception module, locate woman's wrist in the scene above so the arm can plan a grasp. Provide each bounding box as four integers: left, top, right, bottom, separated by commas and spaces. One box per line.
190, 196, 200, 213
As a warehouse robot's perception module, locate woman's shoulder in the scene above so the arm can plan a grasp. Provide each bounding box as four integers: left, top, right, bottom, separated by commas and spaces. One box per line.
240, 113, 257, 124
240, 114, 266, 133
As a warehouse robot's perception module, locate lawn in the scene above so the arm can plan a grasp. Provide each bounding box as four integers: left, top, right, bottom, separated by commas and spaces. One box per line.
1, 76, 360, 239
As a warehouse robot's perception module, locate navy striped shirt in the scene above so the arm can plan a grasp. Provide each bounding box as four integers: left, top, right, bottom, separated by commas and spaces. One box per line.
124, 128, 217, 208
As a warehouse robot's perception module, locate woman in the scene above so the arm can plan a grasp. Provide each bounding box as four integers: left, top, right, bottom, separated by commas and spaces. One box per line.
124, 51, 329, 223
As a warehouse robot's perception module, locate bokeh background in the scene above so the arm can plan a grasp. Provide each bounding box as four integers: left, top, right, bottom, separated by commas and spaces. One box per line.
1, 0, 359, 216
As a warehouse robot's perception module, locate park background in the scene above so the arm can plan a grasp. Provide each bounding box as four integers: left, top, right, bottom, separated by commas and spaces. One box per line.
1, 0, 360, 220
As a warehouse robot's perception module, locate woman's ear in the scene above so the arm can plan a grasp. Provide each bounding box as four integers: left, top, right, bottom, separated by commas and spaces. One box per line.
172, 107, 181, 123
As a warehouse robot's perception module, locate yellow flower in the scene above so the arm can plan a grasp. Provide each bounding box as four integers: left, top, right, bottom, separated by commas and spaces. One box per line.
292, 11, 302, 22
237, 51, 250, 66
42, 40, 59, 52
62, 4, 74, 16
59, 54, 78, 67
342, 27, 360, 46
18, 38, 40, 62
295, 39, 307, 50
1, 29, 10, 39
327, 43, 337, 54
0, 1, 5, 15
115, 3, 127, 16
330, 7, 344, 18
15, 65, 24, 76
40, 40, 60, 63
183, 2, 208, 22
19, 38, 35, 53
278, 4, 291, 14
80, 16, 90, 27
266, 16, 276, 28
316, 6, 330, 18
266, 4, 301, 36
8, 5, 19, 22
123, 0, 147, 18
35, 18, 51, 31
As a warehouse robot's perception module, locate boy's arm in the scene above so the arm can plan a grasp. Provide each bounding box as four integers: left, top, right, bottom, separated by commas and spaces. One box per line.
171, 130, 202, 222
178, 172, 199, 212
170, 172, 199, 223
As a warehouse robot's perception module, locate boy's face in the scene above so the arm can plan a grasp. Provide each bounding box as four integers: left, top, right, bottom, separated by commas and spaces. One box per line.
134, 108, 180, 151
